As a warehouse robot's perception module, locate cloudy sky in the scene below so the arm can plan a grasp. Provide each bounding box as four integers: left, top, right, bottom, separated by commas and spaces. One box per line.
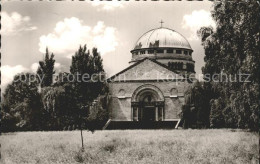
1, 1, 215, 89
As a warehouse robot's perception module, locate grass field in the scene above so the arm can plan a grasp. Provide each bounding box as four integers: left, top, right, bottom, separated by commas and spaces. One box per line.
0, 129, 258, 164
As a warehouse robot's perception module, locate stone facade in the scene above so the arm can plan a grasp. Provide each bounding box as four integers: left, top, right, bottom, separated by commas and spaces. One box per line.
108, 58, 190, 122
107, 27, 194, 125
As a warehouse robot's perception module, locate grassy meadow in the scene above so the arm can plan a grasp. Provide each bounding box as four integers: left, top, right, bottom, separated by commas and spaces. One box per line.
0, 129, 258, 164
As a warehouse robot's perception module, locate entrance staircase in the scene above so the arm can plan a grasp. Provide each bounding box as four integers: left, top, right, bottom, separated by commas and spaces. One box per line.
103, 119, 181, 130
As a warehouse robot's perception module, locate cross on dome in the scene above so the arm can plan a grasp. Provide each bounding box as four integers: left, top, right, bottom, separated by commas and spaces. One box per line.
160, 20, 164, 27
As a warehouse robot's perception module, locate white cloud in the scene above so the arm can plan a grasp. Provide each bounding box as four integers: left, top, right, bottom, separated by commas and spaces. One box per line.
39, 18, 118, 58
1, 63, 63, 91
1, 65, 28, 87
182, 10, 216, 41
93, 21, 105, 34
31, 63, 39, 73
54, 63, 62, 73
90, 0, 124, 11
1, 12, 37, 36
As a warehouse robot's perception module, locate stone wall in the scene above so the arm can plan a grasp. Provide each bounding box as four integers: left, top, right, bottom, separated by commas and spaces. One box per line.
108, 81, 190, 121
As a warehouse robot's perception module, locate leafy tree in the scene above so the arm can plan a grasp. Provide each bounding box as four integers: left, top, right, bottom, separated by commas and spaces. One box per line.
181, 104, 192, 129
84, 94, 110, 131
41, 84, 78, 130
70, 45, 108, 133
197, 0, 260, 130
87, 95, 109, 122
209, 98, 225, 128
37, 48, 55, 87
70, 45, 106, 107
181, 81, 212, 128
40, 44, 107, 130
53, 72, 72, 86
1, 73, 43, 131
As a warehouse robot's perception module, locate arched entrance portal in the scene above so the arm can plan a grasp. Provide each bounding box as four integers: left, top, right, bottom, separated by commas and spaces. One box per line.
131, 85, 165, 122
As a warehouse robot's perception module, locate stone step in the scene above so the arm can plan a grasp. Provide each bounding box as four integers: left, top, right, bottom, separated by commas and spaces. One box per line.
105, 121, 179, 130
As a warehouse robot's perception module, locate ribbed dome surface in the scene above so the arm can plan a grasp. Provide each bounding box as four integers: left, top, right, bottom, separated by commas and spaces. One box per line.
133, 27, 192, 50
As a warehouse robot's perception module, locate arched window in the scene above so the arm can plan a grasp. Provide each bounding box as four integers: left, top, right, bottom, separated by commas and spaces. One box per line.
143, 95, 154, 102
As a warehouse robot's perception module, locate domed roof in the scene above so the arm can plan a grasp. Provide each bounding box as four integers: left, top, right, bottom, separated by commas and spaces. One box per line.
132, 27, 192, 51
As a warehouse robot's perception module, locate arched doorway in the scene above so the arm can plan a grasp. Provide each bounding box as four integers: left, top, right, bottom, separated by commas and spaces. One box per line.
131, 84, 165, 122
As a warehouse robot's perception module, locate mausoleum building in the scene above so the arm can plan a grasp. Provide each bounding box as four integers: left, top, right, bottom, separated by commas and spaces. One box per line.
106, 26, 195, 128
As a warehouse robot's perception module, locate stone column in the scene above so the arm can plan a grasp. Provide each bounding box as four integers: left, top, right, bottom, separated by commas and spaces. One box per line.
155, 107, 158, 121
162, 107, 164, 121
131, 106, 133, 121
133, 106, 138, 121
136, 107, 139, 121
139, 107, 142, 121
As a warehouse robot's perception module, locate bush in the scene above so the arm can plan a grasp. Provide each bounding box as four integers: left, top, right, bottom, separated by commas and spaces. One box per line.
210, 99, 225, 128
1, 111, 17, 132
181, 82, 212, 129
68, 125, 72, 131
86, 95, 109, 130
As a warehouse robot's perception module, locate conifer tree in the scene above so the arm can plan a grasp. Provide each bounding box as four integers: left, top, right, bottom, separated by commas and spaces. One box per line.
70, 45, 105, 107
37, 48, 55, 87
